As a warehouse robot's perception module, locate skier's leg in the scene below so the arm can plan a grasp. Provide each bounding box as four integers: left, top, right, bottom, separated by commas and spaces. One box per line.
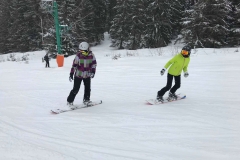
83, 77, 91, 101
157, 73, 173, 96
67, 77, 82, 103
170, 75, 181, 94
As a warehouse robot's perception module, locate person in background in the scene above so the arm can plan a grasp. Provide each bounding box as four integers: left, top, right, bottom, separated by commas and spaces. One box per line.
44, 53, 50, 68
156, 45, 191, 102
67, 42, 97, 108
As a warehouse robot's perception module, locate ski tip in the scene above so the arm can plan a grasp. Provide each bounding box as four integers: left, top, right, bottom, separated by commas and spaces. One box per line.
181, 95, 186, 99
146, 102, 153, 105
51, 110, 59, 114
146, 99, 156, 105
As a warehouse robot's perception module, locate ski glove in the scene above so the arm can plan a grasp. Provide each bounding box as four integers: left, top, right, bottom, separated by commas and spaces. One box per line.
184, 72, 189, 78
69, 73, 74, 82
160, 68, 166, 76
90, 73, 95, 78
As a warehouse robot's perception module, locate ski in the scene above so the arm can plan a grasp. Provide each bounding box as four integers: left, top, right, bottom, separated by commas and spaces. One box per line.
51, 100, 102, 114
146, 93, 186, 105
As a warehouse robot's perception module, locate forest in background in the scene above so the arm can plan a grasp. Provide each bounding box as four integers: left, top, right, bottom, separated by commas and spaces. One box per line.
0, 0, 239, 56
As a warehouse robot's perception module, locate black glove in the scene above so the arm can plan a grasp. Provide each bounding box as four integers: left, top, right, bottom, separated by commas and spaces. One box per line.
184, 72, 189, 78
160, 68, 166, 76
90, 73, 95, 78
69, 73, 74, 82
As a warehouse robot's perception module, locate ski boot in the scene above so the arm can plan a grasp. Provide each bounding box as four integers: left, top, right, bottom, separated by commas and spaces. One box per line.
156, 95, 164, 103
67, 102, 75, 109
167, 92, 178, 101
83, 99, 92, 106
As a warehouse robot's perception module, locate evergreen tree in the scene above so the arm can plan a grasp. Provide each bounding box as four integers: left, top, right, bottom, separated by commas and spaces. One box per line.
89, 0, 107, 42
42, 0, 82, 56
228, 0, 240, 46
109, 0, 132, 49
38, 0, 55, 53
41, 0, 107, 56
105, 0, 117, 31
57, 0, 78, 56
1, 0, 238, 54
169, 0, 185, 38
75, 0, 95, 42
27, 0, 43, 50
6, 0, 42, 52
182, 0, 232, 48
0, 0, 11, 53
67, 0, 106, 46
125, 0, 145, 49
144, 0, 184, 48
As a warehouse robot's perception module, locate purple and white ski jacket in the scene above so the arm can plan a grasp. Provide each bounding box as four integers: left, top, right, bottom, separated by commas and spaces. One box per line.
70, 51, 97, 78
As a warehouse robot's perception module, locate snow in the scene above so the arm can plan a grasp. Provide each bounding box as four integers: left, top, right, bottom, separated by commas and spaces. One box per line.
0, 33, 240, 160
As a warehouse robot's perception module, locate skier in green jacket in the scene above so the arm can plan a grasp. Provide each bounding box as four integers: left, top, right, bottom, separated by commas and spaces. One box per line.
157, 45, 191, 102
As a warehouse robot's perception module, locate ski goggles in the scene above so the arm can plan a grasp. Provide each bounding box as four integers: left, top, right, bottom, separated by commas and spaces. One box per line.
81, 50, 89, 56
181, 50, 189, 56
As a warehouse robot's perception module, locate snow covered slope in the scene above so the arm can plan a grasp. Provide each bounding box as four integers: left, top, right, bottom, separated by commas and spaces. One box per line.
0, 34, 240, 160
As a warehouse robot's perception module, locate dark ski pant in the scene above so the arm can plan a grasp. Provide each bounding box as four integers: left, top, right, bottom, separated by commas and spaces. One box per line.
158, 73, 181, 97
45, 61, 50, 68
67, 77, 91, 103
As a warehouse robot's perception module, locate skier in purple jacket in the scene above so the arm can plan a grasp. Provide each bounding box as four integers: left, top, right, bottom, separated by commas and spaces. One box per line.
67, 42, 97, 107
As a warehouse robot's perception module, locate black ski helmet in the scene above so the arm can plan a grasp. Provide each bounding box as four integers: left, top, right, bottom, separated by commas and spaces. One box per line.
182, 45, 191, 57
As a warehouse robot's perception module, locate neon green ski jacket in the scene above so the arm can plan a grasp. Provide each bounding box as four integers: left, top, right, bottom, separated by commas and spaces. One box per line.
164, 53, 190, 76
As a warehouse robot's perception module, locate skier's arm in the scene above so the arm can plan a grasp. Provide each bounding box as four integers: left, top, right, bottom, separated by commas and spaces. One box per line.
183, 64, 188, 73
70, 55, 79, 74
164, 55, 177, 69
183, 59, 190, 73
91, 54, 97, 74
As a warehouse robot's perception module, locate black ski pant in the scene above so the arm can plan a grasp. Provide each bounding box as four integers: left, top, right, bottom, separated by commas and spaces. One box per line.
67, 77, 91, 103
158, 73, 181, 97
45, 61, 50, 68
